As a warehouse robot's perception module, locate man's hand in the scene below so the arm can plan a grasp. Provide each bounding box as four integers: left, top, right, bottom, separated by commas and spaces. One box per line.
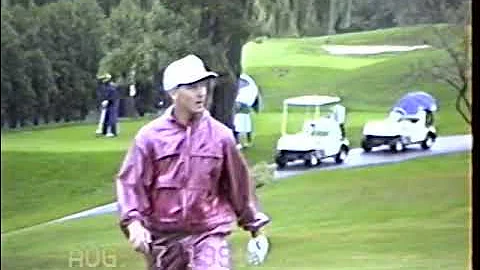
127, 220, 152, 254
249, 212, 270, 234
101, 100, 109, 108
247, 212, 271, 265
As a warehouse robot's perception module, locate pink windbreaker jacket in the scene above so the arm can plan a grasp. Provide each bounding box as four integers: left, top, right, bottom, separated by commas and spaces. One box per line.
116, 109, 267, 235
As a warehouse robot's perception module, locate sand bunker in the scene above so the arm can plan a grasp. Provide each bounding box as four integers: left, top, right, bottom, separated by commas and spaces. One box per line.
322, 45, 432, 55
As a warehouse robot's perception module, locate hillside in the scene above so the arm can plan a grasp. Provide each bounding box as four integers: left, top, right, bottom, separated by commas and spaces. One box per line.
243, 24, 460, 112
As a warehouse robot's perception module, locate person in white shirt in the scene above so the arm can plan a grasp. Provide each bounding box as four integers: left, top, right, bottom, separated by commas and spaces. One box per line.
233, 74, 260, 148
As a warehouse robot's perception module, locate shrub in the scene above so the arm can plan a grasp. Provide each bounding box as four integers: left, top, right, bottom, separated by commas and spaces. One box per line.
250, 161, 275, 188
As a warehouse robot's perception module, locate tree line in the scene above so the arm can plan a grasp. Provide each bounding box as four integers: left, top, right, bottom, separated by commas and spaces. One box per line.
1, 0, 468, 129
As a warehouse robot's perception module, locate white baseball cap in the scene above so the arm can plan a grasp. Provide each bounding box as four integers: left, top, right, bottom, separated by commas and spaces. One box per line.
163, 54, 219, 91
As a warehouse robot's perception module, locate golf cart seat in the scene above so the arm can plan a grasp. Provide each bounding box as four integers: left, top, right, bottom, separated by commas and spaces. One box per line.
303, 121, 316, 135
400, 110, 426, 124
302, 118, 337, 137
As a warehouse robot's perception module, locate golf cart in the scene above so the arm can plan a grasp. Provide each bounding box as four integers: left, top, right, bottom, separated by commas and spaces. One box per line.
274, 95, 350, 168
361, 91, 438, 153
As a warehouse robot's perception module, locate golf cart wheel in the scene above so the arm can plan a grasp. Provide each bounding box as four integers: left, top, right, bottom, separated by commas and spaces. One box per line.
421, 133, 435, 150
305, 154, 319, 167
361, 139, 372, 152
390, 140, 404, 153
275, 155, 287, 169
335, 146, 349, 164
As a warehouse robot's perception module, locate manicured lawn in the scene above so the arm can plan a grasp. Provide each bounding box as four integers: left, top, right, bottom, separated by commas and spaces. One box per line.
244, 42, 455, 112
1, 107, 469, 233
1, 153, 470, 270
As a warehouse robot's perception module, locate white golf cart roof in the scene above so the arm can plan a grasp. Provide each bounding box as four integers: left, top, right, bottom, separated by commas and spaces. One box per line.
283, 95, 341, 107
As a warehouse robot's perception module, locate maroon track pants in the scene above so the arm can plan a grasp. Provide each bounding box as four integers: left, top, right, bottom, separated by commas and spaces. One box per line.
145, 231, 232, 270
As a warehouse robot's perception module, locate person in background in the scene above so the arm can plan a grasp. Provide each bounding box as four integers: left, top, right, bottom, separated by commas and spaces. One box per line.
330, 103, 346, 139
233, 74, 260, 149
100, 73, 120, 137
116, 54, 270, 270
233, 101, 253, 148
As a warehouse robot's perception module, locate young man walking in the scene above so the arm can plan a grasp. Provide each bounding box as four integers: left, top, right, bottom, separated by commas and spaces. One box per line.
116, 54, 270, 270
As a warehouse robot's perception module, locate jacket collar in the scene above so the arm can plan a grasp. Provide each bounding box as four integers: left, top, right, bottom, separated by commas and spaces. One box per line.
165, 105, 210, 129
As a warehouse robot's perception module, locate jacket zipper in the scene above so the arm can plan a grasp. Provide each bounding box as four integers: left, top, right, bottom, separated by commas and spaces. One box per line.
182, 125, 192, 222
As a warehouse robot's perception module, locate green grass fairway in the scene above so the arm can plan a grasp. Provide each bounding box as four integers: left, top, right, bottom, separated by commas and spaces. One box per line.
0, 120, 151, 233
1, 153, 470, 270
0, 119, 151, 152
243, 25, 460, 112
243, 39, 390, 70
306, 24, 456, 46
1, 108, 469, 233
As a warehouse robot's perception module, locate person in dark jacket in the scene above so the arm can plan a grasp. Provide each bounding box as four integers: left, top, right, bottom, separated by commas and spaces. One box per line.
98, 73, 120, 137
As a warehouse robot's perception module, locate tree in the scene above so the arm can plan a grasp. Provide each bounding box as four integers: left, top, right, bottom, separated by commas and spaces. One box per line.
100, 0, 259, 127
36, 0, 105, 122
409, 1, 471, 125
99, 0, 203, 114
1, 6, 36, 128
341, 0, 353, 29
432, 28, 471, 125
96, 0, 122, 16
327, 0, 337, 34
433, 1, 471, 125
25, 49, 56, 125
192, 1, 253, 127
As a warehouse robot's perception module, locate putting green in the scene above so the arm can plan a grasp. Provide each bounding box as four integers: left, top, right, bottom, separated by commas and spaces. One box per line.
243, 41, 390, 70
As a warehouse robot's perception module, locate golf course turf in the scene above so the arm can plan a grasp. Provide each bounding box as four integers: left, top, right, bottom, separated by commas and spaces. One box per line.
1, 152, 470, 269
